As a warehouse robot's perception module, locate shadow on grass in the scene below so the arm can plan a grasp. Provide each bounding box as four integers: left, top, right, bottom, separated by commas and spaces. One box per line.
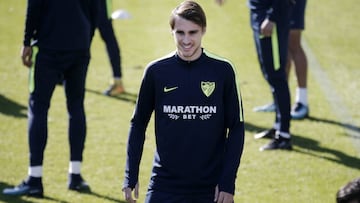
245, 115, 360, 140
0, 181, 127, 203
0, 94, 27, 118
244, 122, 264, 133
292, 134, 360, 170
245, 121, 360, 170
0, 181, 69, 203
307, 115, 360, 139
86, 88, 137, 104
79, 189, 127, 203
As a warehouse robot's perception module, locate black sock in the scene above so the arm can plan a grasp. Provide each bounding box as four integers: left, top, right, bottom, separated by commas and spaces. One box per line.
69, 173, 82, 182
26, 176, 42, 187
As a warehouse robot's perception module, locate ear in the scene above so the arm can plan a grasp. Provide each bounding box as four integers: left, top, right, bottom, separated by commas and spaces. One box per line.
202, 27, 206, 35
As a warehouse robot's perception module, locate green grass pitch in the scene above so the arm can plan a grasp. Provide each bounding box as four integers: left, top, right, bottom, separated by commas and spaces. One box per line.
0, 0, 359, 202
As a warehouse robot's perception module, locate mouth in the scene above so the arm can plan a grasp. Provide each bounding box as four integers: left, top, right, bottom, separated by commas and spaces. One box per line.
181, 44, 192, 52
182, 44, 192, 50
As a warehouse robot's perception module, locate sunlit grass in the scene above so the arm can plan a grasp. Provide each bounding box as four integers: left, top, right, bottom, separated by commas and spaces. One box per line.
0, 0, 359, 202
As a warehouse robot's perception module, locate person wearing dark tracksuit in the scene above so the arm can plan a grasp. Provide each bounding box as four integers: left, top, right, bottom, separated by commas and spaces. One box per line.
215, 0, 293, 150
249, 0, 294, 150
122, 1, 244, 203
252, 0, 309, 119
99, 0, 125, 96
2, 0, 99, 197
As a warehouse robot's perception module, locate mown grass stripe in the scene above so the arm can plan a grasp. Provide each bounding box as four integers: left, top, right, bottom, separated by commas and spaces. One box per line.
303, 39, 360, 155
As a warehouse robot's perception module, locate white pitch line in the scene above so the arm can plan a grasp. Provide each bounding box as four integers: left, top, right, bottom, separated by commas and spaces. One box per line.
302, 39, 360, 156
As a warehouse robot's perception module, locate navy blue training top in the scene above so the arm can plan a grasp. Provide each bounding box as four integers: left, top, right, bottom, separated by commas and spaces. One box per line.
23, 0, 99, 50
124, 49, 245, 195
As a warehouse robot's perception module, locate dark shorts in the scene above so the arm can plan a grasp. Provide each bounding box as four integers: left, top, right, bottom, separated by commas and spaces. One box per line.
290, 0, 307, 30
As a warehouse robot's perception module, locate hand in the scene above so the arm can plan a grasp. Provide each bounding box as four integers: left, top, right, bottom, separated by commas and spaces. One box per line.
122, 182, 139, 203
214, 185, 234, 203
21, 46, 33, 68
260, 18, 275, 37
215, 0, 226, 6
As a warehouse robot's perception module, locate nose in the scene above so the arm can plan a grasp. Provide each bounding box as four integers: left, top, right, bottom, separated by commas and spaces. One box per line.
183, 34, 191, 44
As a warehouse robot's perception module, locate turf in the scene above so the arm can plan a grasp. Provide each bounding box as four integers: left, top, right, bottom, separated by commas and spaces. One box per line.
0, 0, 359, 202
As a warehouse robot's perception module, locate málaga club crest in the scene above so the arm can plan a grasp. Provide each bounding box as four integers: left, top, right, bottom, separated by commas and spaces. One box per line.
201, 81, 215, 97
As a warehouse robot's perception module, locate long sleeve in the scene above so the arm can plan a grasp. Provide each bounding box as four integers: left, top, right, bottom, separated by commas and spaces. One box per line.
89, 0, 100, 39
218, 64, 245, 194
23, 0, 42, 46
24, 0, 100, 50
123, 67, 155, 189
248, 0, 292, 24
124, 51, 245, 194
268, 0, 292, 23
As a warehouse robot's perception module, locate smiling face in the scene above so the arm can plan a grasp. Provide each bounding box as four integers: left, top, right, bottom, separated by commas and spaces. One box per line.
172, 16, 205, 61
169, 1, 207, 62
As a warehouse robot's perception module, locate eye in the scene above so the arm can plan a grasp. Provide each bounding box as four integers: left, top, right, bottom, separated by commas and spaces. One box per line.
189, 30, 199, 35
175, 30, 185, 35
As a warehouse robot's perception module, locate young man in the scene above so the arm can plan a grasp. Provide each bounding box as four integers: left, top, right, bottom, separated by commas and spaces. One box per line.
99, 0, 126, 96
216, 0, 293, 151
122, 1, 245, 202
2, 0, 99, 197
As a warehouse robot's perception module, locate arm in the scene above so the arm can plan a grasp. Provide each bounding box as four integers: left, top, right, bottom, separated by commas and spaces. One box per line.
214, 185, 235, 203
261, 0, 286, 37
23, 0, 42, 47
89, 0, 100, 39
267, 0, 281, 23
266, 0, 294, 28
122, 182, 139, 203
260, 18, 275, 37
22, 0, 42, 68
21, 46, 33, 68
217, 64, 245, 196
122, 66, 155, 201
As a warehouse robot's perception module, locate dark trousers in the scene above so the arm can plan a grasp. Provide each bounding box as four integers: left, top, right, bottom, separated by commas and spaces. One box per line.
250, 10, 291, 133
28, 49, 89, 166
98, 0, 122, 78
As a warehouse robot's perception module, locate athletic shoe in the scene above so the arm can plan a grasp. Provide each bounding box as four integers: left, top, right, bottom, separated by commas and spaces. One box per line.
103, 78, 125, 96
254, 128, 276, 139
291, 102, 309, 120
253, 103, 276, 112
259, 138, 292, 151
68, 174, 91, 192
3, 180, 43, 197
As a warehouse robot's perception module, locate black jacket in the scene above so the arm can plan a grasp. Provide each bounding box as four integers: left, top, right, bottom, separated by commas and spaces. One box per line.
23, 0, 100, 50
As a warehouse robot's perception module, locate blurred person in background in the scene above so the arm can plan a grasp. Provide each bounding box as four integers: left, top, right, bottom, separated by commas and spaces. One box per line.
100, 0, 126, 96
2, 0, 99, 197
216, 0, 294, 151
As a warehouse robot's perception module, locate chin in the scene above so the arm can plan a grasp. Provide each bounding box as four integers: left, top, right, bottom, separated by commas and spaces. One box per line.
182, 51, 194, 57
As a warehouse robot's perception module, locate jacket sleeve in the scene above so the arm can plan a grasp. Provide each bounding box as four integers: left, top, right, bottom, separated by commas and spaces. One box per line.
218, 64, 245, 194
89, 0, 100, 39
267, 0, 291, 23
123, 66, 155, 189
23, 0, 43, 46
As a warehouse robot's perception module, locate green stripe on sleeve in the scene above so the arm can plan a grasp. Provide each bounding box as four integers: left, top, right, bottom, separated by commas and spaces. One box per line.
204, 50, 244, 122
